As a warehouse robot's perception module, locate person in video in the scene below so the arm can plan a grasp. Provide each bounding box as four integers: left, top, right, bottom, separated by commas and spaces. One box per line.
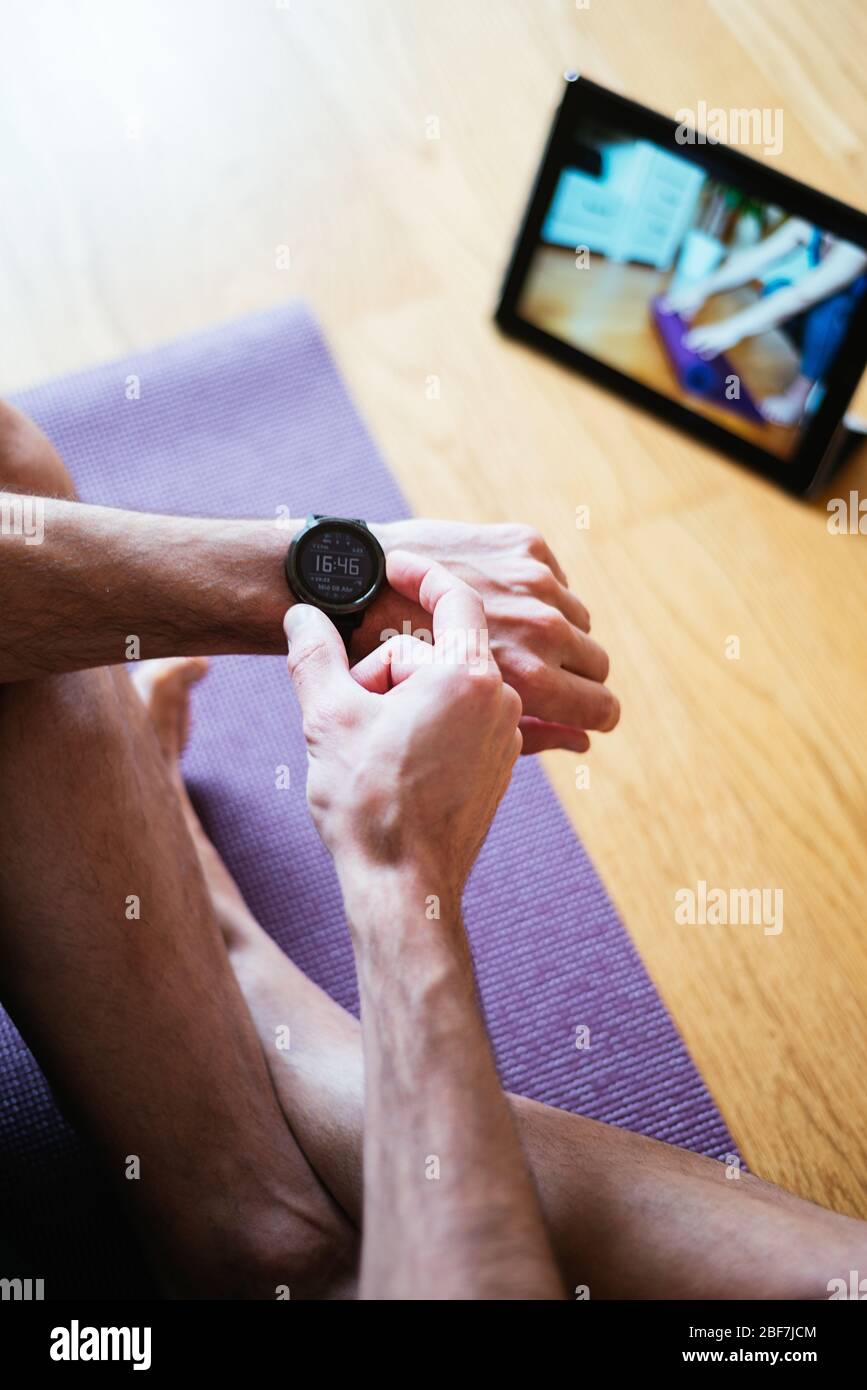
663, 218, 867, 426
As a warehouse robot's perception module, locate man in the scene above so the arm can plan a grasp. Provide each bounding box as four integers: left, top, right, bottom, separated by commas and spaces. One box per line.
0, 398, 616, 757
1, 402, 865, 1298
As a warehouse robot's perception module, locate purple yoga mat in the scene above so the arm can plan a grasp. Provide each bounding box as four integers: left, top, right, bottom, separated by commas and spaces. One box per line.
651, 296, 764, 422
2, 302, 735, 1297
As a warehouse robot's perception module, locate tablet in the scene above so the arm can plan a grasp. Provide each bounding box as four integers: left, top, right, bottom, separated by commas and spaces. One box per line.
495, 75, 867, 495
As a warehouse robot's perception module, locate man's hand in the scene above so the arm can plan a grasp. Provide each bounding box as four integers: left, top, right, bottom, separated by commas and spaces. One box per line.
285, 550, 522, 909
0, 396, 616, 744
359, 519, 619, 754
285, 554, 565, 1300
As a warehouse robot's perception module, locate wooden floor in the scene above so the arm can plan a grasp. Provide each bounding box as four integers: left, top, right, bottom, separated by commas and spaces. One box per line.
1, 0, 866, 1217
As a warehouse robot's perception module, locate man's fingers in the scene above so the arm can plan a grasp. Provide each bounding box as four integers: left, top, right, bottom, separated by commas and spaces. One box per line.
518, 717, 590, 756
540, 539, 568, 588
350, 633, 434, 693
554, 583, 591, 634
284, 605, 356, 714
386, 550, 487, 653
519, 524, 569, 587
561, 625, 610, 684
520, 665, 620, 733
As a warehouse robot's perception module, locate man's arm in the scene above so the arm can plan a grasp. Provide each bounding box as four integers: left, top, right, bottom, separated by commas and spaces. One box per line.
285, 552, 566, 1300
346, 869, 564, 1300
0, 496, 298, 681
0, 495, 619, 755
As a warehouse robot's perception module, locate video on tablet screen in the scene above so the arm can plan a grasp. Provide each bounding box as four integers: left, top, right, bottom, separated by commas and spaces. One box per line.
517, 117, 867, 460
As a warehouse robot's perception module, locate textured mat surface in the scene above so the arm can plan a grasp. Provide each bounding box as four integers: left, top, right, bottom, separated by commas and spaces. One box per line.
3, 303, 734, 1297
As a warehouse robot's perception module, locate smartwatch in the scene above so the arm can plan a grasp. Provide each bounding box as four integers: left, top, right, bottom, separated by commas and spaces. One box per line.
285, 514, 386, 653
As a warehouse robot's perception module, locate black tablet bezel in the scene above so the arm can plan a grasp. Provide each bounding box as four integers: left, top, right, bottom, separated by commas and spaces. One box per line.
495, 76, 867, 496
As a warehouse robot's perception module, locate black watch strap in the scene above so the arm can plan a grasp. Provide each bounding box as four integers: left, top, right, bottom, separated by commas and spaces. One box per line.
308, 513, 368, 528
333, 611, 363, 655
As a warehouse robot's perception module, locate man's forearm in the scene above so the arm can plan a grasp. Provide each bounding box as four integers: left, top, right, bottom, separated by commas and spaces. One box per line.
343, 864, 564, 1301
0, 496, 298, 681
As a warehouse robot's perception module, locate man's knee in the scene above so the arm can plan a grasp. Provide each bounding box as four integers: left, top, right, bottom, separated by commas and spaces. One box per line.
0, 401, 77, 500
251, 1213, 359, 1301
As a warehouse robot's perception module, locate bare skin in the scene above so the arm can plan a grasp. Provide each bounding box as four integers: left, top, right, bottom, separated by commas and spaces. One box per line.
140, 656, 867, 1301
0, 664, 362, 1299
0, 401, 618, 753
288, 566, 566, 1299
0, 400, 560, 1298
140, 580, 563, 1302
5, 402, 866, 1299
0, 423, 358, 1301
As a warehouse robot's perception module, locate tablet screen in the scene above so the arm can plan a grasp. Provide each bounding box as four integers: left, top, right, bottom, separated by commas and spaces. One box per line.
515, 113, 867, 463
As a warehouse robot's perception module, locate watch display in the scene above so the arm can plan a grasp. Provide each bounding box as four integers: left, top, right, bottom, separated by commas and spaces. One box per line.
285, 516, 385, 618
295, 527, 376, 605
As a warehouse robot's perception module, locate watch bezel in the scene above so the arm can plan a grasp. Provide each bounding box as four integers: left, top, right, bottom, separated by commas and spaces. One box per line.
285, 515, 385, 616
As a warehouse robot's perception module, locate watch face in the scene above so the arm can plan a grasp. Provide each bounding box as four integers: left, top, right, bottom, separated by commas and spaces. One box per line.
294, 524, 379, 607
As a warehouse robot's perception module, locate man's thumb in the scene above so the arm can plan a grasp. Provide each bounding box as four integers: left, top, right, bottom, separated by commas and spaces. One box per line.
284, 605, 351, 708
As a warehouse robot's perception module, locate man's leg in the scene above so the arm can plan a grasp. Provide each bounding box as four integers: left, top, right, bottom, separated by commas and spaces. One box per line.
147, 666, 867, 1300
218, 913, 867, 1299
0, 412, 357, 1298
0, 399, 77, 498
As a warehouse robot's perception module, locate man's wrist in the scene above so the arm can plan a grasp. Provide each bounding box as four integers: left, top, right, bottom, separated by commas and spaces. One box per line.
343, 859, 475, 1019
221, 515, 410, 663
335, 852, 465, 950
266, 517, 401, 662
193, 514, 302, 654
